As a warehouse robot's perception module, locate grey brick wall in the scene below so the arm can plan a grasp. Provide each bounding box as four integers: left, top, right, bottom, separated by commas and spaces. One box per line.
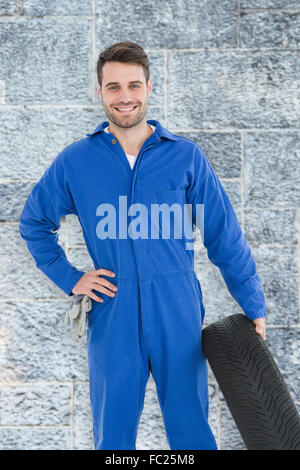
0, 0, 299, 450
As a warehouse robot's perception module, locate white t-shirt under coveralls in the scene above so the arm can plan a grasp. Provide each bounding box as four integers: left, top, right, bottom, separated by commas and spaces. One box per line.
104, 124, 156, 169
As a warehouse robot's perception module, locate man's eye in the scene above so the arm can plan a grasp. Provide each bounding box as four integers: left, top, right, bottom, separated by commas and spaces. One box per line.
109, 85, 139, 90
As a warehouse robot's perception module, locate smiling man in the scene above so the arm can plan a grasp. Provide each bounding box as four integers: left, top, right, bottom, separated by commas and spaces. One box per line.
98, 59, 154, 158
19, 41, 266, 450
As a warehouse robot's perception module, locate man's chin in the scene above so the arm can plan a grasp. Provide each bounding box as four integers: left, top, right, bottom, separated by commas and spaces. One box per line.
109, 113, 146, 129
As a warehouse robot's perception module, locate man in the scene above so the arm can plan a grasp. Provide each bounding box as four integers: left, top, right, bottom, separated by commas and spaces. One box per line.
19, 41, 266, 450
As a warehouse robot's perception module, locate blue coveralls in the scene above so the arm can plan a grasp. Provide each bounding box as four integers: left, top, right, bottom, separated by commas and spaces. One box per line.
19, 119, 267, 450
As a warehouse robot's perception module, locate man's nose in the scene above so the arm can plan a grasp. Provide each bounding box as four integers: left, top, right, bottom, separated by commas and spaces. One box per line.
118, 89, 135, 104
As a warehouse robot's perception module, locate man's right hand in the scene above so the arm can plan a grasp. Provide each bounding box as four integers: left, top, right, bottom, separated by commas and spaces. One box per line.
71, 268, 118, 303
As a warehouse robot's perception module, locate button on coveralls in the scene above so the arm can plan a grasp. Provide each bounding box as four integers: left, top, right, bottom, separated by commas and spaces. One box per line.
19, 119, 267, 450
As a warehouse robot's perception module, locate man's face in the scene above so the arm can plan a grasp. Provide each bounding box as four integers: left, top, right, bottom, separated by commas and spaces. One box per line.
97, 61, 152, 129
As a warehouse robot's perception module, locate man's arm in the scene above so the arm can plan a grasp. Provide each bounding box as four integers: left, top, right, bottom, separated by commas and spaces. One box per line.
186, 144, 267, 322
19, 149, 86, 296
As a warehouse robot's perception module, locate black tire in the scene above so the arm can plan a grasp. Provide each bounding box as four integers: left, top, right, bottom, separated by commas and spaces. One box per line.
202, 313, 300, 450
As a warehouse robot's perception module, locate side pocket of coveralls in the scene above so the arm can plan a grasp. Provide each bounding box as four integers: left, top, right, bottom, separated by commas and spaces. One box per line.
87, 280, 118, 325
195, 278, 205, 324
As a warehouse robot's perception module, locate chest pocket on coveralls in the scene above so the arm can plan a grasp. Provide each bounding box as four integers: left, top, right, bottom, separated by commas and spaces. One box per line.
155, 189, 189, 239
159, 189, 187, 203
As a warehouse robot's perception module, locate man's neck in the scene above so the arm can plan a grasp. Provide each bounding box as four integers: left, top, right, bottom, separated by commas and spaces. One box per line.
107, 121, 154, 156
108, 124, 153, 134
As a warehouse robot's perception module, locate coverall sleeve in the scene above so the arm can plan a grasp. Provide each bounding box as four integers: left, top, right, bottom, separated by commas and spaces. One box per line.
19, 150, 86, 297
186, 144, 267, 321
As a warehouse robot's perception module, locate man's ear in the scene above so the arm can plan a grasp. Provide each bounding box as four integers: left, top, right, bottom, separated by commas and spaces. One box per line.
97, 84, 102, 100
147, 78, 153, 98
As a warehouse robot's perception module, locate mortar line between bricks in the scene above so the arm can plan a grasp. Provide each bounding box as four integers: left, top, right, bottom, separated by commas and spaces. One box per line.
237, 0, 241, 49
110, 47, 300, 52
169, 128, 300, 133
0, 110, 299, 132
1, 119, 299, 132
16, 0, 22, 15
296, 208, 300, 324
0, 37, 299, 52
240, 129, 245, 232
244, 207, 299, 211
70, 382, 74, 450
0, 381, 89, 385
240, 8, 300, 14
164, 50, 167, 125
92, 0, 96, 106
2, 9, 300, 17
0, 104, 162, 110
0, 15, 95, 19
248, 243, 297, 248
0, 425, 71, 429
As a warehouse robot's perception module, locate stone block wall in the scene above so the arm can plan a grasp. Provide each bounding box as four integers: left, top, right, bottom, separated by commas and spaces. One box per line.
0, 0, 299, 450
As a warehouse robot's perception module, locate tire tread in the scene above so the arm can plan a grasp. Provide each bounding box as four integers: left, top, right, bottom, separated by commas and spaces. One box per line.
202, 314, 300, 450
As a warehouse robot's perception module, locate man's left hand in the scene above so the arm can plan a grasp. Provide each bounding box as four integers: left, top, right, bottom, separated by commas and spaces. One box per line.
253, 317, 266, 341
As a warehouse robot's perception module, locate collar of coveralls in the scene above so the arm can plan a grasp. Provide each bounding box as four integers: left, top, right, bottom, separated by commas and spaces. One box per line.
86, 119, 179, 142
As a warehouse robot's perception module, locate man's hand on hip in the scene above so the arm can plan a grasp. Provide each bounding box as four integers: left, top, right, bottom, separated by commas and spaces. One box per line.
71, 268, 118, 302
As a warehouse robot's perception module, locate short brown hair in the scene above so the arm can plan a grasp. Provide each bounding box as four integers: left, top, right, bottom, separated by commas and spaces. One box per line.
97, 41, 150, 89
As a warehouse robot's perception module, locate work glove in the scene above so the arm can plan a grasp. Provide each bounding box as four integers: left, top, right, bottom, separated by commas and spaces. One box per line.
65, 294, 92, 343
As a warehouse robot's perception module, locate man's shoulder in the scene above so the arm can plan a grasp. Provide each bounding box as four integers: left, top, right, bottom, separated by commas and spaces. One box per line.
169, 132, 206, 157
167, 132, 213, 176
54, 135, 91, 164
62, 135, 90, 153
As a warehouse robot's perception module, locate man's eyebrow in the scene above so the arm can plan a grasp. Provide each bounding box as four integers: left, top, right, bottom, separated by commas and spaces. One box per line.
104, 80, 144, 88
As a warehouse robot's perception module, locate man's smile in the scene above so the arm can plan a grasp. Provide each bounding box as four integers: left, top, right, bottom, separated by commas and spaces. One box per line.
114, 105, 139, 114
